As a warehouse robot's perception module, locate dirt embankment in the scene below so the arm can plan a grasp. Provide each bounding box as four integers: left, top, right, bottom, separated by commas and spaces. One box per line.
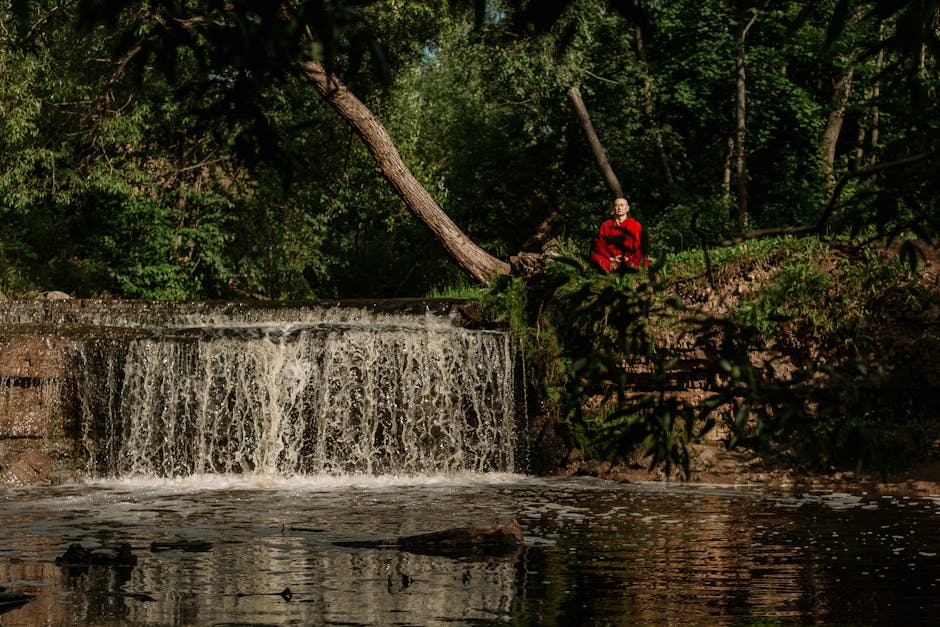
557, 239, 940, 494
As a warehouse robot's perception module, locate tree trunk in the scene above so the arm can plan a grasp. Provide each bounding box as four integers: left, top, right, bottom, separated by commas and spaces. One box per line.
854, 109, 867, 169
734, 8, 758, 232
299, 59, 510, 285
821, 65, 854, 192
722, 134, 734, 211
568, 85, 623, 199
869, 29, 885, 166
856, 49, 883, 169
632, 1, 674, 187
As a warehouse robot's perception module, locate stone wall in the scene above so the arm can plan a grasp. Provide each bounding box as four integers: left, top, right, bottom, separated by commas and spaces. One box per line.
0, 332, 81, 485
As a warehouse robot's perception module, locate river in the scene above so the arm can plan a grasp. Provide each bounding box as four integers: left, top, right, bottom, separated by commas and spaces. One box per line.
2, 474, 938, 625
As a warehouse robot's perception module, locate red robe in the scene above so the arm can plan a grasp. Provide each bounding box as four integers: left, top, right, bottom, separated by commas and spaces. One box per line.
589, 217, 648, 272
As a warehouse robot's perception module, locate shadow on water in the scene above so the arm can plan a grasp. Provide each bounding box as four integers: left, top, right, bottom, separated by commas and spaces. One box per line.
1, 476, 939, 625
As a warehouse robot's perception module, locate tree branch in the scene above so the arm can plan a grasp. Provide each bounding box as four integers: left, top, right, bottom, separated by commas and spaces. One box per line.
817, 151, 933, 229
710, 151, 934, 247
568, 85, 623, 199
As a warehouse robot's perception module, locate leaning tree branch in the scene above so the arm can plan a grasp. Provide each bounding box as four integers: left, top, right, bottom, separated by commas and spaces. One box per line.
816, 151, 933, 228
568, 85, 623, 199
710, 151, 935, 247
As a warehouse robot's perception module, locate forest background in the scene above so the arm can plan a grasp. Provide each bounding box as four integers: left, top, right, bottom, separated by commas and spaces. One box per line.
1, 0, 938, 476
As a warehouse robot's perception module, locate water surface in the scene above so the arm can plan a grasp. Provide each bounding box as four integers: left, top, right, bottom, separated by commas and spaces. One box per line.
1, 475, 938, 625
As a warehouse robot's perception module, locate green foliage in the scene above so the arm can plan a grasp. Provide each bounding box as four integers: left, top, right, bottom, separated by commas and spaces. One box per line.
724, 239, 934, 355
424, 282, 486, 299
1, 0, 937, 302
734, 260, 832, 340
496, 236, 939, 477
481, 274, 530, 342
488, 251, 708, 475
694, 238, 939, 472
1, 0, 936, 480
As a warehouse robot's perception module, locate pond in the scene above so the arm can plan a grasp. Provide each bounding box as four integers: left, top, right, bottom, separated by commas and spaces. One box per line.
2, 474, 938, 625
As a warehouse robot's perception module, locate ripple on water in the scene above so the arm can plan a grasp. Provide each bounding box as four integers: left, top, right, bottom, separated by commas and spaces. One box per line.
1, 477, 939, 625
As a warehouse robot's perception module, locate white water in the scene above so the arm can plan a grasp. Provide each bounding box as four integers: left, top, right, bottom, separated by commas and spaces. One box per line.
83, 470, 525, 492
68, 306, 516, 478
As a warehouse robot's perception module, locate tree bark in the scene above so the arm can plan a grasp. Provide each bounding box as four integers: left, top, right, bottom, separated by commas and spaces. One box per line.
299, 59, 510, 285
733, 8, 759, 232
821, 65, 854, 192
568, 85, 623, 199
869, 41, 885, 166
856, 36, 884, 169
722, 134, 734, 210
854, 109, 867, 169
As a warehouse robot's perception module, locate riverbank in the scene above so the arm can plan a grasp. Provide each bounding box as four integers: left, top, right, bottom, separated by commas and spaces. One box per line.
1, 237, 937, 491
559, 446, 940, 496
544, 236, 940, 494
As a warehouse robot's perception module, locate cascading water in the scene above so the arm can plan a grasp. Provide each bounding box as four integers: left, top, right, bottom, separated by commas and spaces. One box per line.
1, 300, 517, 478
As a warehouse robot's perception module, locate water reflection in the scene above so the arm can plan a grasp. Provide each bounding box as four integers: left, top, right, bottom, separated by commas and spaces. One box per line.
1, 476, 939, 625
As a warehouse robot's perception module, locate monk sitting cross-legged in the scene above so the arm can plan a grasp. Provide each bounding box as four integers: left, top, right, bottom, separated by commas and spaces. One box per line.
589, 197, 649, 272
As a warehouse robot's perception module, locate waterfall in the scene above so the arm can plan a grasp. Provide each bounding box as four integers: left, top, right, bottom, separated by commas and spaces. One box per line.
1, 301, 517, 478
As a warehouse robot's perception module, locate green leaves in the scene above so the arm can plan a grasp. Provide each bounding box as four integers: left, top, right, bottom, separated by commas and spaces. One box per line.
508, 234, 940, 477
2, 0, 938, 300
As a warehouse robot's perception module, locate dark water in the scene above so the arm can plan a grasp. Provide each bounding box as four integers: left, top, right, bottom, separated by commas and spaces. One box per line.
1, 475, 938, 625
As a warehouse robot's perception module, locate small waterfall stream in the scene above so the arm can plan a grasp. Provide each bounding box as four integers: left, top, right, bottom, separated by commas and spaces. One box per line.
0, 300, 517, 477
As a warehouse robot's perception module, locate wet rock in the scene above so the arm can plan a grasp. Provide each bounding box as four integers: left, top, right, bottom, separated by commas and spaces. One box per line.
336, 519, 524, 560
0, 449, 55, 486
55, 542, 137, 567
41, 291, 72, 300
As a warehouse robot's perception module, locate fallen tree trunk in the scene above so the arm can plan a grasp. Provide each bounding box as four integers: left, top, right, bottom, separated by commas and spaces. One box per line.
300, 59, 511, 285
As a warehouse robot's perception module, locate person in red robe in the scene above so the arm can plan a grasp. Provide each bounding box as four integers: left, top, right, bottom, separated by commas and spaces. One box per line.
589, 197, 649, 272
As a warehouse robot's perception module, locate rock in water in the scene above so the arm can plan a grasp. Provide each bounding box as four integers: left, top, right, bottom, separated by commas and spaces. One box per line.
55, 542, 137, 567
397, 519, 524, 555
55, 543, 89, 566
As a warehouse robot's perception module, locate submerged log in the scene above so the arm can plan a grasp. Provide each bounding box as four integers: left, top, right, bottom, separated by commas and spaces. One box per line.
0, 588, 37, 614
150, 540, 213, 553
236, 587, 293, 602
336, 519, 524, 560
